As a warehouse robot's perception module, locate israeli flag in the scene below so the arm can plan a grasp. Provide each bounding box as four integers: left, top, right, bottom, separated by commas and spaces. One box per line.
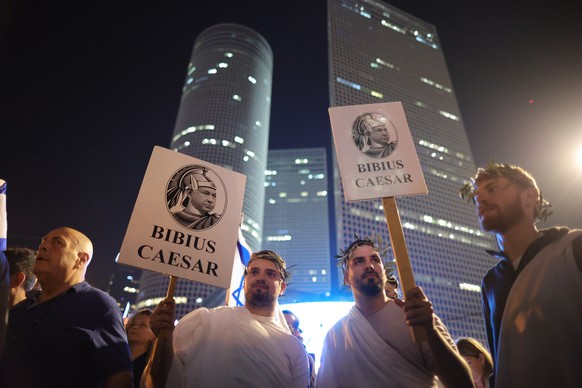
1, 179, 8, 353
0, 179, 6, 252
227, 229, 252, 307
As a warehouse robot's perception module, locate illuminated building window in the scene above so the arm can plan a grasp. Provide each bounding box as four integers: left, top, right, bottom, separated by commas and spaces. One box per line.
218, 62, 228, 68
336, 77, 361, 90
376, 58, 394, 69
173, 124, 215, 142
208, 68, 217, 74
248, 76, 257, 84
233, 94, 242, 101
234, 136, 244, 144
381, 20, 406, 34
439, 110, 459, 121
295, 158, 309, 164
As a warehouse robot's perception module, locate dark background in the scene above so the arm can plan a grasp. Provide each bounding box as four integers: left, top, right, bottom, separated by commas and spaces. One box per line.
1, 0, 581, 290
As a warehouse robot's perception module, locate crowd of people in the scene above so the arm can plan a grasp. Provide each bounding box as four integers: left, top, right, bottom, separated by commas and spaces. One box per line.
0, 162, 580, 387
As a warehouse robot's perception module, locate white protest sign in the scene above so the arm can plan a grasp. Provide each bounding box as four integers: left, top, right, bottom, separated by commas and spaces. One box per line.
329, 102, 427, 202
119, 146, 246, 288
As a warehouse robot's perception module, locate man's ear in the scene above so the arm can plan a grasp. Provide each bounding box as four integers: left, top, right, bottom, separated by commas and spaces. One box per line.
280, 281, 287, 296
343, 270, 350, 286
523, 187, 538, 214
10, 272, 26, 288
76, 252, 90, 268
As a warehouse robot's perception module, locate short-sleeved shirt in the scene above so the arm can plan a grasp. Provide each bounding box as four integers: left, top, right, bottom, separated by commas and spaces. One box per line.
0, 281, 132, 388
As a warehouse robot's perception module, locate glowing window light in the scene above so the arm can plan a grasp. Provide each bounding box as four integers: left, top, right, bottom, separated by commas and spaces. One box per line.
137, 296, 187, 309
317, 191, 328, 197
439, 110, 460, 121
312, 276, 318, 282
371, 90, 383, 98
123, 287, 138, 293
208, 68, 217, 74
321, 269, 327, 275
234, 136, 244, 144
255, 121, 262, 126
295, 158, 308, 164
279, 192, 287, 198
300, 192, 308, 197
243, 156, 249, 162
233, 94, 242, 101
218, 62, 228, 68
266, 235, 292, 242
186, 78, 193, 84
184, 141, 190, 146
381, 20, 406, 34
225, 52, 233, 57
376, 58, 394, 68
268, 199, 276, 204
248, 76, 257, 84
423, 215, 434, 223
196, 297, 203, 303
459, 283, 481, 292
265, 170, 277, 176
336, 77, 361, 90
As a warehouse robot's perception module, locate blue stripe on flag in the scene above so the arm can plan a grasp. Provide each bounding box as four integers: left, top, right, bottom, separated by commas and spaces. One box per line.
230, 234, 252, 307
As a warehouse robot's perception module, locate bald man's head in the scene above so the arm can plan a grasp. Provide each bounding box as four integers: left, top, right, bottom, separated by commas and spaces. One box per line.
35, 227, 94, 287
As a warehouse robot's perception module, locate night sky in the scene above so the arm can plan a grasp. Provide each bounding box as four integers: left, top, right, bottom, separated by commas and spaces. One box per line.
1, 0, 581, 291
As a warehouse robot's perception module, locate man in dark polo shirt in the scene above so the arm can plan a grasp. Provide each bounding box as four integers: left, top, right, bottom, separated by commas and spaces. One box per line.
0, 227, 132, 387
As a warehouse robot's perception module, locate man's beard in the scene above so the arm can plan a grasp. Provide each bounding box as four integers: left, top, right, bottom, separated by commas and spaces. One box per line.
245, 284, 276, 308
480, 195, 524, 233
354, 273, 383, 297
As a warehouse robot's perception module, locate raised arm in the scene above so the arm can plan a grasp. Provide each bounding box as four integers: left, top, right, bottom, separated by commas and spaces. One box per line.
141, 298, 176, 388
396, 287, 474, 388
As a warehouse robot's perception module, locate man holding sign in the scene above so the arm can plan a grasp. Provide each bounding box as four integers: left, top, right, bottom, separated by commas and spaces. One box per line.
316, 235, 472, 388
142, 250, 309, 388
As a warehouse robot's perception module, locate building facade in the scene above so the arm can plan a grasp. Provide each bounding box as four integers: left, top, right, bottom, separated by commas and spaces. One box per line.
262, 148, 332, 302
328, 0, 496, 342
137, 23, 274, 318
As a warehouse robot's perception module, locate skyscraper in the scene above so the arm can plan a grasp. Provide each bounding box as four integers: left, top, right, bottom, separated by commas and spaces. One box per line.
136, 23, 274, 318
328, 0, 496, 342
262, 148, 332, 302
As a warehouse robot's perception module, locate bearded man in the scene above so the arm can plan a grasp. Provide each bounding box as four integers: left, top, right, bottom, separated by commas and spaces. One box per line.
142, 250, 309, 388
316, 236, 472, 388
460, 162, 582, 387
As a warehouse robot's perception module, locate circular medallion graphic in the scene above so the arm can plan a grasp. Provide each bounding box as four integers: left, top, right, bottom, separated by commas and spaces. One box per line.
352, 113, 399, 158
166, 165, 227, 230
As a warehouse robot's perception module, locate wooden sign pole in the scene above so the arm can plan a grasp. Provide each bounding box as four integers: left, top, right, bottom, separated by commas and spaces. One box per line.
382, 197, 428, 343
149, 275, 178, 380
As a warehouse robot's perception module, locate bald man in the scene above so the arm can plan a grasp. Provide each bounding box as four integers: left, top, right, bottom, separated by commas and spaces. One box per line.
0, 227, 132, 388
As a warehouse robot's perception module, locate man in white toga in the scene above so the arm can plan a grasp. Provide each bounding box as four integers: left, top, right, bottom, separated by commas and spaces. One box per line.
316, 235, 473, 388
142, 250, 309, 388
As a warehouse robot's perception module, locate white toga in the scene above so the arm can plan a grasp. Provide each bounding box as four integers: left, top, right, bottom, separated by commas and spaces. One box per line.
167, 306, 309, 388
316, 302, 455, 388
